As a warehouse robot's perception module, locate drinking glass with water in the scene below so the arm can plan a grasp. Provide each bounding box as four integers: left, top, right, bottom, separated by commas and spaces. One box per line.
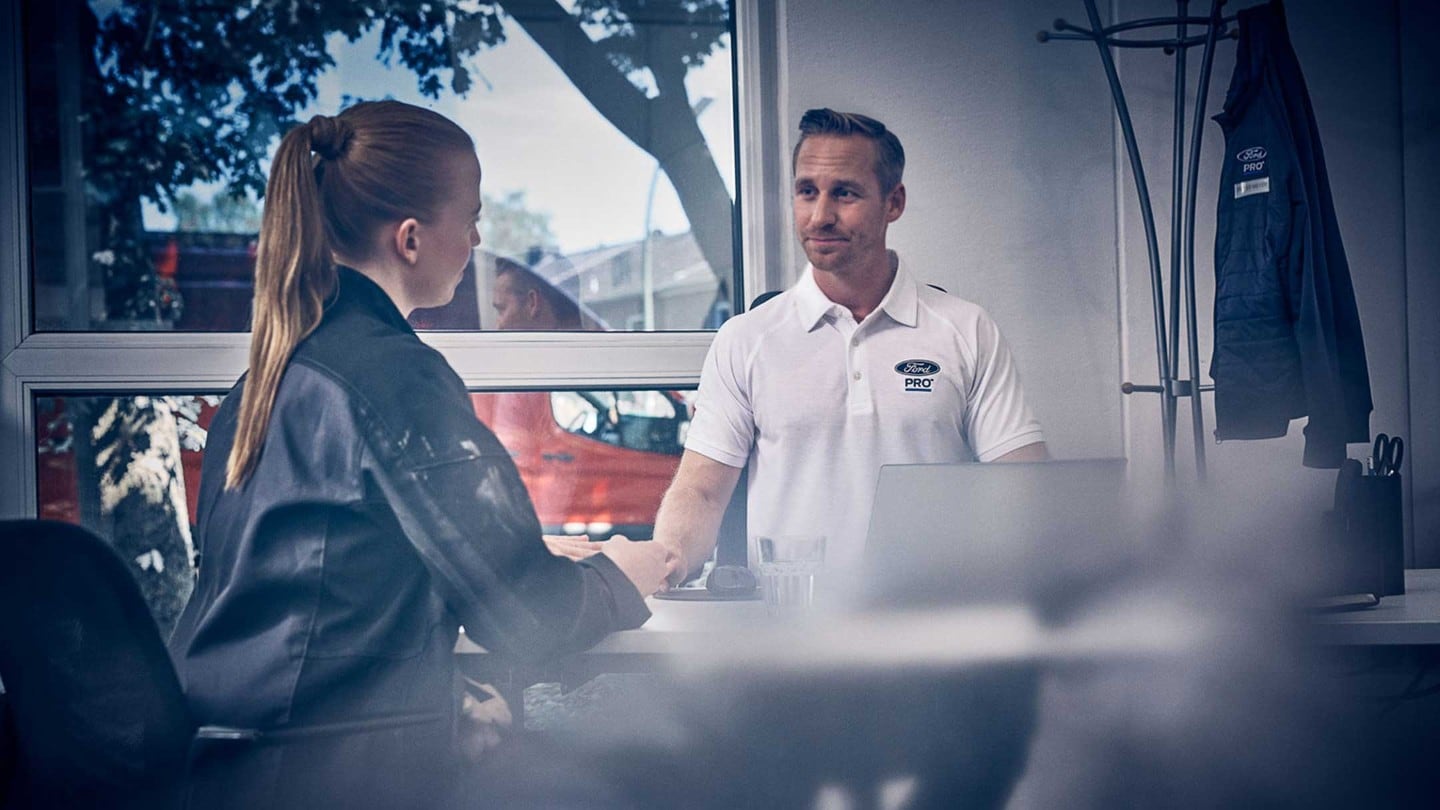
755, 535, 826, 617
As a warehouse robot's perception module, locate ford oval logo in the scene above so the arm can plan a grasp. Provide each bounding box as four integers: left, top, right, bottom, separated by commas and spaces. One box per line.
1236, 146, 1267, 162
894, 359, 940, 376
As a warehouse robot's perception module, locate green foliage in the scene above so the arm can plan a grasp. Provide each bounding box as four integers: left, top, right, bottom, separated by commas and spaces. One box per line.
570, 0, 730, 80
87, 1, 509, 205
482, 189, 558, 261
173, 191, 263, 234
82, 0, 726, 209
69, 0, 730, 318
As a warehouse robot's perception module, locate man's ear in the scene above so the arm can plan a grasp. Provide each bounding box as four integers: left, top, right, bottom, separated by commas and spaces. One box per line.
393, 218, 422, 265
524, 288, 542, 317
885, 183, 906, 223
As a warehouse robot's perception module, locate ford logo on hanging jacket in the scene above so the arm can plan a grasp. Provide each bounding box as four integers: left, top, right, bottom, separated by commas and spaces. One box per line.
894, 360, 940, 376
1236, 146, 1267, 162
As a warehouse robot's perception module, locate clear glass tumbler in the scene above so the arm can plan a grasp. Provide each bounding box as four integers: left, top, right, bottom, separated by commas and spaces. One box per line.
755, 535, 826, 617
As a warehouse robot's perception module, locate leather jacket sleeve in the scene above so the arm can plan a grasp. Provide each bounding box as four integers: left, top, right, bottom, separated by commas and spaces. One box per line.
356, 371, 651, 664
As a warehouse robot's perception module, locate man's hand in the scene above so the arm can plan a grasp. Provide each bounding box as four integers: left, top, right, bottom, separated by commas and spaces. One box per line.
545, 533, 672, 596
458, 680, 512, 763
544, 533, 603, 561
660, 540, 689, 588
599, 535, 670, 597
650, 450, 743, 589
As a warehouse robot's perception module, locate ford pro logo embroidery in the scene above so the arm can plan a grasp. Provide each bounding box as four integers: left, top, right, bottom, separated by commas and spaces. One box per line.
1236, 145, 1267, 177
895, 359, 940, 393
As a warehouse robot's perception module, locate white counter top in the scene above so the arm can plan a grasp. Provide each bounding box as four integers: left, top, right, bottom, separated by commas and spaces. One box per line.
1312, 569, 1440, 645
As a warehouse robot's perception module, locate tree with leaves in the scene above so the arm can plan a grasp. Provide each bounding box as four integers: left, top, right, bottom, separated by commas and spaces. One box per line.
72, 0, 733, 319
482, 189, 559, 262
173, 191, 263, 234
32, 0, 734, 625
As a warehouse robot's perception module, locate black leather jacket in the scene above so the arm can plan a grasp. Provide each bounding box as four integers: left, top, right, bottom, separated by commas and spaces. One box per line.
168, 269, 648, 769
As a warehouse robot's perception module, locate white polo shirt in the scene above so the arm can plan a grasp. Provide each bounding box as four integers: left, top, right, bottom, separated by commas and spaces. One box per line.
685, 255, 1044, 574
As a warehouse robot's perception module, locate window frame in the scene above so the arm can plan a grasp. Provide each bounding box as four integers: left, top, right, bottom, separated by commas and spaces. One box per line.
0, 0, 788, 518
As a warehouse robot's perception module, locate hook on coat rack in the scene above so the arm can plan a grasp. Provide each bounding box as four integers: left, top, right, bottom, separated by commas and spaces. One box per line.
1038, 0, 1236, 485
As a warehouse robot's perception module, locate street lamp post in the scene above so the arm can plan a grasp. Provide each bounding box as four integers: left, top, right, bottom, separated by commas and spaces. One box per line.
640, 96, 713, 331
640, 168, 661, 331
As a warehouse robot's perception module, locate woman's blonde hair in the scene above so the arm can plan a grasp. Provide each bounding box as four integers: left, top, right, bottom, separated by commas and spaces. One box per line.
226, 101, 473, 489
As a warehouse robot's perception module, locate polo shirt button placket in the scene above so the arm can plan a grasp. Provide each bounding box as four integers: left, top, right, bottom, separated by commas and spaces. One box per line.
848, 329, 873, 415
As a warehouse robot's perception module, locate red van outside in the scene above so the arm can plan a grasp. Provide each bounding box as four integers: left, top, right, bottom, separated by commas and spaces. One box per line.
36, 235, 689, 538
470, 389, 688, 537
37, 389, 686, 539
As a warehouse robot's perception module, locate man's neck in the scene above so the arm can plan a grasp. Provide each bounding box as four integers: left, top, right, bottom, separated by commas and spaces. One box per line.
812, 250, 897, 322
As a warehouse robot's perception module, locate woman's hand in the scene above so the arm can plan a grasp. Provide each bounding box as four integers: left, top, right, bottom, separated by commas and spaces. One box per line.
458, 679, 512, 763
599, 535, 671, 597
543, 534, 603, 561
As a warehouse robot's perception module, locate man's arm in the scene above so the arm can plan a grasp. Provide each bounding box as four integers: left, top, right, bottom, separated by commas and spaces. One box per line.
652, 449, 744, 586
994, 442, 1049, 462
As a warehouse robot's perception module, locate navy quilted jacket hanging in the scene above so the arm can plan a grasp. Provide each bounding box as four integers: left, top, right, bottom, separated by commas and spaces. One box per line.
1211, 0, 1372, 468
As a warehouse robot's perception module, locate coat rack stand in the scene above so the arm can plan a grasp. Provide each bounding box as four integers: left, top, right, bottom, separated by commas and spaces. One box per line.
1039, 0, 1237, 484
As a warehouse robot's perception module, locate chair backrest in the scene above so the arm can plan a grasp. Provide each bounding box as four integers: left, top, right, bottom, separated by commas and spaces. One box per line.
0, 520, 195, 806
1, 677, 15, 806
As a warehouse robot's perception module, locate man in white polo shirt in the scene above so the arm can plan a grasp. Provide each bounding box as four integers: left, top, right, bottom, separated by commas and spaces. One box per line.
655, 108, 1047, 585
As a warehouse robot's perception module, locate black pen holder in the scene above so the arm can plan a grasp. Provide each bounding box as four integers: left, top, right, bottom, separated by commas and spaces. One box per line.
1329, 467, 1405, 597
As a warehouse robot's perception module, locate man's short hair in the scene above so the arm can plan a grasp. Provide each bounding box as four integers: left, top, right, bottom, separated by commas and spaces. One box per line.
792, 108, 906, 193
495, 257, 582, 328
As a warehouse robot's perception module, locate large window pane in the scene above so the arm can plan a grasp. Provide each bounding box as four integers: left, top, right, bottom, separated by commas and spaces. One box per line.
36, 386, 694, 633
23, 1, 738, 333
37, 389, 689, 539
34, 394, 219, 634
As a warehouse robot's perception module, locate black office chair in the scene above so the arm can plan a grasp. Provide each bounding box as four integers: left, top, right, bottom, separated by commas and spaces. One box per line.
1, 677, 16, 806
0, 519, 249, 809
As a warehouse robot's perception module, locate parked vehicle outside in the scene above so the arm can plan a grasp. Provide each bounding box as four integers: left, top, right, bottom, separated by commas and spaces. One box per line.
471, 389, 689, 537
36, 234, 690, 538
37, 389, 687, 539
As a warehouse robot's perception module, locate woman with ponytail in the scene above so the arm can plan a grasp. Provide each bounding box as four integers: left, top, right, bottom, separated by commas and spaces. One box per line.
168, 101, 669, 808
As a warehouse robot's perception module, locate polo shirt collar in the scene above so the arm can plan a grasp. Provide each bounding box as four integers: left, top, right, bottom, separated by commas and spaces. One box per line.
876, 255, 920, 328
791, 251, 920, 330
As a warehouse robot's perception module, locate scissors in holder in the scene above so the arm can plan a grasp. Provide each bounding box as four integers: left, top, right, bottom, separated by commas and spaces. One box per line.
1371, 433, 1404, 477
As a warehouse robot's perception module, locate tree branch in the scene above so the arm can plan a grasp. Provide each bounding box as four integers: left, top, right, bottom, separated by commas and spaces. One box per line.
500, 0, 734, 283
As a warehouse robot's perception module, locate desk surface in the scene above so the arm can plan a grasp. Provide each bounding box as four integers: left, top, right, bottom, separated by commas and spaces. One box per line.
454, 597, 770, 657
458, 571, 1440, 667
627, 571, 1440, 653
1312, 569, 1440, 646
458, 592, 1212, 671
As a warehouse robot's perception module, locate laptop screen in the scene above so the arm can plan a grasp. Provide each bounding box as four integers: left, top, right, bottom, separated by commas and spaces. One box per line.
858, 459, 1130, 610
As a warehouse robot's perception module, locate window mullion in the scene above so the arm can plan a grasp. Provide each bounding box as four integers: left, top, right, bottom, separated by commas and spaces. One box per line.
1, 0, 29, 358
3, 331, 713, 391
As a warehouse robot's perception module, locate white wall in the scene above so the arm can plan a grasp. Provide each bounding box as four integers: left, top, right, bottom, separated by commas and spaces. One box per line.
1401, 0, 1440, 565
780, 0, 1124, 462
776, 0, 1435, 559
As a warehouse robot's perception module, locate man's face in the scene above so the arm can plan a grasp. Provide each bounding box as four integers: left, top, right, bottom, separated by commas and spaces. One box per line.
491, 271, 559, 330
792, 134, 904, 279
491, 271, 530, 330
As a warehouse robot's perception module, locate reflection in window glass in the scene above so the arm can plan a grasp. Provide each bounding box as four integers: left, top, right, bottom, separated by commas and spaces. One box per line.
549, 390, 686, 457
473, 390, 689, 536
34, 395, 219, 633
38, 388, 688, 575
24, 1, 738, 332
